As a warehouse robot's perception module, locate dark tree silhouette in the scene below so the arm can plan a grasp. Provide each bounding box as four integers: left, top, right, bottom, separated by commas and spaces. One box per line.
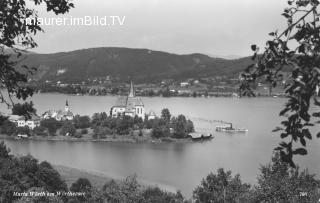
161, 108, 171, 123
240, 0, 320, 167
253, 153, 320, 202
0, 0, 74, 107
11, 101, 37, 119
193, 168, 251, 203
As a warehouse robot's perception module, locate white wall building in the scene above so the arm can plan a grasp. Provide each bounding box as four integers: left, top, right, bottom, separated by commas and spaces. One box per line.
147, 111, 156, 120
9, 114, 40, 130
111, 82, 145, 119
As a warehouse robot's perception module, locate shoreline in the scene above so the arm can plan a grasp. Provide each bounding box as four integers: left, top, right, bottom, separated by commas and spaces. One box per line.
36, 91, 288, 98
0, 134, 194, 144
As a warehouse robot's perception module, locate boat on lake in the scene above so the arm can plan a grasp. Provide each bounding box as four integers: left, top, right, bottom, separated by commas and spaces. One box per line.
215, 123, 248, 133
188, 132, 213, 141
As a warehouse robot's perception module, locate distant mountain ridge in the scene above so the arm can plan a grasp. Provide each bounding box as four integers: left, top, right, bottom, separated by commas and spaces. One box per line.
16, 47, 253, 82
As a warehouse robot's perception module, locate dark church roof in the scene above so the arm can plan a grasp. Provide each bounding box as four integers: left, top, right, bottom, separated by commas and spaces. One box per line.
113, 82, 144, 109
113, 96, 127, 107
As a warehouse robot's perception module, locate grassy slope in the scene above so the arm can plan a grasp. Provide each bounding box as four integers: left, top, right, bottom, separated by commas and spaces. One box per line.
54, 165, 113, 188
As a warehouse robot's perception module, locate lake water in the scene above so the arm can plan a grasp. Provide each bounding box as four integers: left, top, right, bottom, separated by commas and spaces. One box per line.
1, 94, 320, 197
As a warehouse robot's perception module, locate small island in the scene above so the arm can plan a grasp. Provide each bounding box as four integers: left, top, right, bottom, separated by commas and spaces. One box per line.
0, 82, 203, 143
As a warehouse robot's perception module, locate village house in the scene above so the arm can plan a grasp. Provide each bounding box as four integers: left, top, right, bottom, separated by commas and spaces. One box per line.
9, 114, 41, 130
180, 82, 190, 87
110, 82, 145, 119
42, 100, 74, 121
147, 111, 156, 120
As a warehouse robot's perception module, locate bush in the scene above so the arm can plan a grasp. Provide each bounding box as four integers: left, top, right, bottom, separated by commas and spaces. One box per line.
73, 115, 91, 129
253, 153, 320, 202
91, 112, 108, 126
11, 101, 37, 119
115, 116, 134, 135
142, 187, 184, 203
70, 178, 92, 202
151, 118, 170, 138
193, 168, 251, 203
102, 176, 187, 203
93, 126, 111, 139
40, 118, 62, 136
0, 115, 8, 126
185, 120, 194, 134
0, 141, 11, 158
60, 121, 76, 136
74, 133, 82, 138
81, 128, 88, 135
144, 118, 154, 129
0, 144, 67, 202
172, 115, 194, 138
15, 126, 30, 136
0, 120, 16, 136
15, 187, 64, 203
102, 176, 142, 203
32, 126, 47, 136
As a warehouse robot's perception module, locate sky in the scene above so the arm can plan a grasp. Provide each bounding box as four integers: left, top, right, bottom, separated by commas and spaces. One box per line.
29, 0, 288, 57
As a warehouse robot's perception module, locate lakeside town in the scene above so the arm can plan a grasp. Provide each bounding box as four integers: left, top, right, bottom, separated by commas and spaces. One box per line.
29, 74, 295, 98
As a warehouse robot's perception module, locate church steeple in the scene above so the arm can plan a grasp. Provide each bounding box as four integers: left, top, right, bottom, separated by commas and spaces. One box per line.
128, 81, 135, 97
65, 100, 69, 112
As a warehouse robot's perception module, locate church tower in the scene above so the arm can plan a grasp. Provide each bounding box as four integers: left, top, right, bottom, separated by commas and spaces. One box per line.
128, 81, 135, 97
65, 100, 69, 112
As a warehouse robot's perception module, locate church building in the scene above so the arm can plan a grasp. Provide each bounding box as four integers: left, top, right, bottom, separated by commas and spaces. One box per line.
42, 100, 74, 121
110, 82, 145, 119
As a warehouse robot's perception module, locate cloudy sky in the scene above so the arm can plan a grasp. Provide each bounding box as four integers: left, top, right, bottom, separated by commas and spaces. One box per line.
30, 0, 288, 57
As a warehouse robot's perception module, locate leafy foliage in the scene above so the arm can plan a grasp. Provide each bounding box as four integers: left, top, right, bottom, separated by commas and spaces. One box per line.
0, 0, 73, 107
115, 116, 134, 135
60, 121, 76, 136
81, 128, 88, 135
151, 118, 170, 138
15, 126, 31, 136
102, 175, 142, 203
141, 187, 185, 203
69, 178, 92, 202
240, 0, 320, 167
253, 153, 320, 202
93, 126, 112, 139
193, 168, 251, 203
0, 141, 11, 159
11, 101, 36, 119
161, 108, 171, 123
171, 115, 194, 138
90, 109, 193, 139
40, 118, 62, 135
31, 125, 47, 136
73, 115, 91, 129
91, 112, 108, 126
14, 187, 64, 203
0, 151, 67, 202
102, 175, 187, 203
0, 120, 17, 136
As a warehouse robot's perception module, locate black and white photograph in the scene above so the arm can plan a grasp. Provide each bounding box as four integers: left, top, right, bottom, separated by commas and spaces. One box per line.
1, 0, 320, 202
